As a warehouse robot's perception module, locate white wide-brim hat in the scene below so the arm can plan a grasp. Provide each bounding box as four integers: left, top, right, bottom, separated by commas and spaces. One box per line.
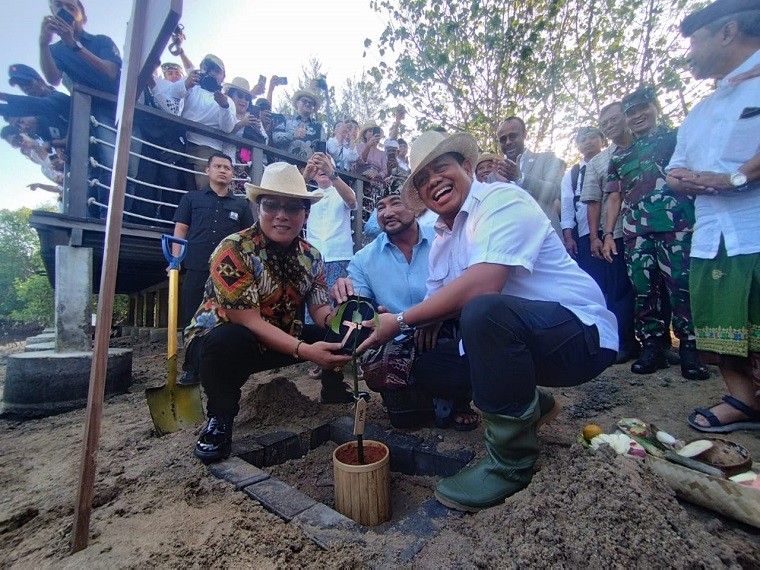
245, 162, 323, 204
401, 131, 479, 214
223, 76, 251, 93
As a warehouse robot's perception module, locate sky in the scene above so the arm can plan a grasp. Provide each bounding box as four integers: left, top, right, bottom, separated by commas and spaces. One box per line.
0, 0, 388, 211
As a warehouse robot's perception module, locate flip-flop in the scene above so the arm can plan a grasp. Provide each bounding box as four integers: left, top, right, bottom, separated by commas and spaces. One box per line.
434, 398, 480, 432
687, 395, 760, 433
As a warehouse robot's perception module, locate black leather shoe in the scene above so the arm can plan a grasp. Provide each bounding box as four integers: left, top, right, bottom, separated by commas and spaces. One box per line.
178, 370, 200, 386
679, 340, 710, 380
631, 338, 668, 374
194, 416, 233, 463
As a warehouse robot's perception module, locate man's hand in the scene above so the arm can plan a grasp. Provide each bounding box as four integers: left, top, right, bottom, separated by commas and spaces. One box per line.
667, 168, 728, 195
494, 157, 520, 181
299, 341, 352, 369
294, 124, 307, 140
302, 159, 318, 182
563, 235, 578, 257
213, 90, 229, 108
414, 322, 442, 353
602, 234, 617, 263
312, 152, 334, 176
369, 133, 381, 147
331, 277, 354, 304
357, 312, 399, 353
184, 70, 200, 90
590, 235, 604, 258
50, 15, 76, 46
40, 16, 56, 45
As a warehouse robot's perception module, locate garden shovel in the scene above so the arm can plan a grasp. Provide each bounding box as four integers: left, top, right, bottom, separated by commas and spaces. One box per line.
146, 235, 205, 435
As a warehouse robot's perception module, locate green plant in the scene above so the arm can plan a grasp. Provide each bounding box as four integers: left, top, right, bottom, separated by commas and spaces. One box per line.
329, 296, 380, 463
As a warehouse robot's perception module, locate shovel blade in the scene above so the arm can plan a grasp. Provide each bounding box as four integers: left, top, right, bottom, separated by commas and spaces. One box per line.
145, 355, 205, 436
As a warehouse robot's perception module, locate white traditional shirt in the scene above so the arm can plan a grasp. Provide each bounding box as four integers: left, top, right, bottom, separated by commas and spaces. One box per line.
666, 48, 760, 259
426, 180, 618, 352
306, 184, 357, 262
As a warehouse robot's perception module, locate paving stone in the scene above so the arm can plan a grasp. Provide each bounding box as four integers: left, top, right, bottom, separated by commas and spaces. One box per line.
208, 457, 269, 487
384, 498, 464, 563
414, 440, 475, 477
256, 430, 305, 467
329, 416, 355, 445
291, 503, 366, 550
243, 477, 316, 521
309, 423, 331, 450
232, 435, 265, 467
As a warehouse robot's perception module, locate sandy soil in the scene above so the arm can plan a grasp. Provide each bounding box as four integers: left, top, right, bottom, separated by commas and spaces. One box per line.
1, 334, 759, 568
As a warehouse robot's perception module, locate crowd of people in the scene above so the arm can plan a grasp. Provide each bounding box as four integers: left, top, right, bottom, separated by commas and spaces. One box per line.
2, 0, 759, 514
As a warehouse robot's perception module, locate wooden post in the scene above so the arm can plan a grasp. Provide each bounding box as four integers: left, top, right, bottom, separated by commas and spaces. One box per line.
70, 1, 147, 553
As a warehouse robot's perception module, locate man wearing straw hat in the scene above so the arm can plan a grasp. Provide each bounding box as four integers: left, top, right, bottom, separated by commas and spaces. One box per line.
358, 131, 618, 511
271, 88, 325, 159
186, 162, 354, 463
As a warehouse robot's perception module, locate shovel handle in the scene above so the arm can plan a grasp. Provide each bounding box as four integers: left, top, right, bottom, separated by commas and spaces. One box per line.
162, 235, 187, 270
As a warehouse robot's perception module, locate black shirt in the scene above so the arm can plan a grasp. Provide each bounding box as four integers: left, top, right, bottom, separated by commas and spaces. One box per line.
50, 31, 122, 94
173, 188, 255, 271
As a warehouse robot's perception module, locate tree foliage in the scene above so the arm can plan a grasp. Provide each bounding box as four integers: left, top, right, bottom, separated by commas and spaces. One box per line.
367, 0, 708, 154
0, 208, 51, 320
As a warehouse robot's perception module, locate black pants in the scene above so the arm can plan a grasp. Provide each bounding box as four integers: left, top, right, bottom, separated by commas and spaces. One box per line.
181, 269, 210, 329
601, 237, 637, 351
186, 323, 324, 418
413, 295, 616, 416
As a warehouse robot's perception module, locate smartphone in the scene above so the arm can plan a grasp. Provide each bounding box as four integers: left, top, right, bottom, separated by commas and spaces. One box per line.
372, 126, 382, 137
314, 140, 327, 154
57, 8, 75, 26
275, 76, 288, 86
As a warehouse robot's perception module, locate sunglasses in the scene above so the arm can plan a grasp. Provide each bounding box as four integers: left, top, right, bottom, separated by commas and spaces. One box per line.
498, 132, 520, 144
299, 98, 316, 106
260, 198, 306, 215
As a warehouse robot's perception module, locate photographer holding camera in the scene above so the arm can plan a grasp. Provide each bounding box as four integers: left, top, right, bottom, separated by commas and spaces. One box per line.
156, 54, 236, 190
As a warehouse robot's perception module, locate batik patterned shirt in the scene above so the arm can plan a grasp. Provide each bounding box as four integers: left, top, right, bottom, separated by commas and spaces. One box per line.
184, 222, 329, 350
606, 126, 695, 238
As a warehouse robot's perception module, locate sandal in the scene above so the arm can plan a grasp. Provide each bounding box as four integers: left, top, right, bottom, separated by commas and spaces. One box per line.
687, 395, 760, 433
307, 366, 322, 379
434, 398, 480, 432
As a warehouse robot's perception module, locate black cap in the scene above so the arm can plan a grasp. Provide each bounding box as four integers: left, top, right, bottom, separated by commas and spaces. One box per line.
8, 64, 43, 85
681, 0, 759, 36
621, 86, 658, 114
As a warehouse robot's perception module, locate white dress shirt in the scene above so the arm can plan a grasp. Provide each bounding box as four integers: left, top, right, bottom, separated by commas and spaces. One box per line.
306, 185, 357, 262
560, 160, 590, 237
426, 180, 618, 351
666, 48, 760, 259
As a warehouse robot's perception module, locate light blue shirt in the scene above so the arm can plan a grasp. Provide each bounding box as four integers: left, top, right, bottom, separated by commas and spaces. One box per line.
348, 223, 434, 314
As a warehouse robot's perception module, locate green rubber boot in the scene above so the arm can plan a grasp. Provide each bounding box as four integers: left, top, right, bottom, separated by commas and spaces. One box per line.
434, 391, 540, 512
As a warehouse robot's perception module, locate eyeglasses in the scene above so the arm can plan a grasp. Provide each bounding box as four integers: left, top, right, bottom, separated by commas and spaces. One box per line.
299, 98, 316, 106
260, 198, 306, 215
498, 132, 520, 144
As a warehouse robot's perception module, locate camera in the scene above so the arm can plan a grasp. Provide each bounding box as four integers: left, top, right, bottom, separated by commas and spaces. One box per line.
386, 147, 397, 158
199, 73, 223, 93
246, 103, 260, 118
56, 8, 75, 26
272, 76, 288, 86
314, 140, 327, 154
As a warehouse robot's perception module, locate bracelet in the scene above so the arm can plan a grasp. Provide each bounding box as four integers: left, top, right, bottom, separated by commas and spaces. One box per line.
293, 340, 304, 359
323, 311, 332, 328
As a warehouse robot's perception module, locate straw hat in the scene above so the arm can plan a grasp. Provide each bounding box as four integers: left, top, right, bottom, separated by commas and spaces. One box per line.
200, 54, 225, 74
476, 152, 500, 167
401, 131, 479, 214
245, 162, 323, 204
291, 88, 323, 110
357, 121, 382, 143
223, 76, 251, 93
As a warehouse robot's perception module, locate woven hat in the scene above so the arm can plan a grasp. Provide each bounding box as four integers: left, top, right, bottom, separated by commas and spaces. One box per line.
223, 76, 251, 93
357, 121, 382, 143
401, 131, 479, 214
160, 62, 182, 73
476, 152, 500, 168
200, 54, 225, 74
291, 89, 323, 110
245, 162, 323, 203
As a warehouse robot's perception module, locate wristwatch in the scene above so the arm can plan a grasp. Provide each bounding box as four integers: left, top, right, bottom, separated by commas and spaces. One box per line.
396, 312, 413, 333
72, 41, 84, 52
328, 171, 339, 181
729, 171, 747, 187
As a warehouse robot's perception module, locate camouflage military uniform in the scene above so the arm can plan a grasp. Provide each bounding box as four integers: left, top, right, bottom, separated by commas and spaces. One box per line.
606, 126, 697, 341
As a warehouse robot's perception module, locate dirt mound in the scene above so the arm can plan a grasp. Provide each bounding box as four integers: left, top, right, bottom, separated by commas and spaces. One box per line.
413, 442, 756, 567
236, 376, 321, 427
